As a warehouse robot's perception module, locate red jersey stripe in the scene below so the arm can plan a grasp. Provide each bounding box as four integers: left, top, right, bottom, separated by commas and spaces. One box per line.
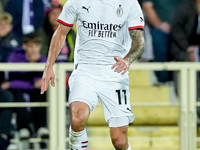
57, 19, 74, 27
81, 141, 88, 144
82, 146, 87, 148
128, 26, 144, 30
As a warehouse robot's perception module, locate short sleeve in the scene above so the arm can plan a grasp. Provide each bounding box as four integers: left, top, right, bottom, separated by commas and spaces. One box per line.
57, 0, 77, 27
127, 0, 145, 30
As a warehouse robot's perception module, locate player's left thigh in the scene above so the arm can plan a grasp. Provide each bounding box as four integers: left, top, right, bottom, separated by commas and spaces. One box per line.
99, 76, 135, 127
110, 125, 129, 147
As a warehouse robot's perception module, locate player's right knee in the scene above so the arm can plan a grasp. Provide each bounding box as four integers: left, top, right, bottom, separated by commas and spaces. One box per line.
71, 116, 86, 130
70, 102, 90, 131
70, 111, 88, 132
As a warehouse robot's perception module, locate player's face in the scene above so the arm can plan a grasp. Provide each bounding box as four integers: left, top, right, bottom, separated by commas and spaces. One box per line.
48, 8, 62, 29
23, 42, 41, 62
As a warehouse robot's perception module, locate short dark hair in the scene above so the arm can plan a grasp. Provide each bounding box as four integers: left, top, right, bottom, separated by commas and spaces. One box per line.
23, 31, 43, 44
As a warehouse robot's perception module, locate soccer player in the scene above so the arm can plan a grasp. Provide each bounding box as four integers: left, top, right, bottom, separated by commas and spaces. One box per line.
40, 0, 145, 149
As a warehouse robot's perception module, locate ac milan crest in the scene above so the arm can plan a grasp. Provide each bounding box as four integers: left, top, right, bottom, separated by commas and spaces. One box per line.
116, 5, 123, 18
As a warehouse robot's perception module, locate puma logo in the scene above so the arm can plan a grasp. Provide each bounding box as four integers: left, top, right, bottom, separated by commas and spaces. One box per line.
140, 17, 144, 22
127, 108, 132, 112
82, 6, 91, 13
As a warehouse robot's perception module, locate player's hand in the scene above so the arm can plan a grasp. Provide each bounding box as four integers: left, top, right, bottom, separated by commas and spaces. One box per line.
40, 66, 55, 94
111, 56, 130, 75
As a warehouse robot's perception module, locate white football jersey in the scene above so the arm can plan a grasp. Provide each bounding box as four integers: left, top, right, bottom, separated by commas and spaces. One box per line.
58, 0, 144, 65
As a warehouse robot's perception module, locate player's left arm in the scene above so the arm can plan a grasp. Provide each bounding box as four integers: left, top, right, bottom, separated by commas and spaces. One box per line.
125, 29, 145, 63
112, 29, 145, 75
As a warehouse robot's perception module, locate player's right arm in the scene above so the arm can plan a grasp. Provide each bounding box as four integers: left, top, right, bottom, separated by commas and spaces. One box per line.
40, 24, 72, 94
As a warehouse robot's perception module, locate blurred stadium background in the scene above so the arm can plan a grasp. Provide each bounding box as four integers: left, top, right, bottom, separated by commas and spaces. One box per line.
1, 0, 199, 149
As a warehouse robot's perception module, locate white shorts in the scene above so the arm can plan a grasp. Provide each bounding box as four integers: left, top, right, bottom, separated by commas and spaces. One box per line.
68, 64, 135, 127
